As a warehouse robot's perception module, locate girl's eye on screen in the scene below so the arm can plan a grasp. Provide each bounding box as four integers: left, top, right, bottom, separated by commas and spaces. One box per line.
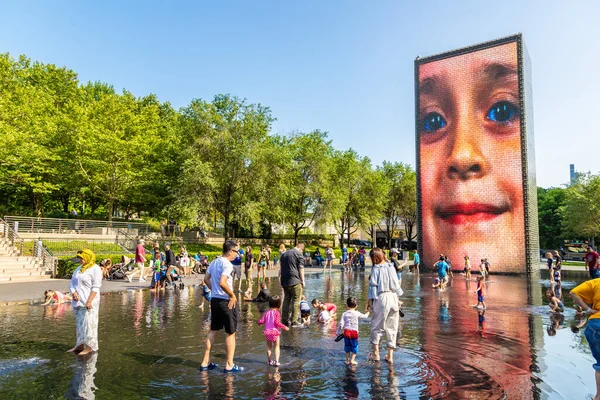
421, 112, 446, 132
486, 101, 519, 124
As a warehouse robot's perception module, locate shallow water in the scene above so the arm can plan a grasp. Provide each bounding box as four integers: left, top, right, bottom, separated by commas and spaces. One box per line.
0, 271, 594, 399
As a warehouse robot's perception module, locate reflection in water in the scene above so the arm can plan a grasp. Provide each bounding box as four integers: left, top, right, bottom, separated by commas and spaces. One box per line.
0, 273, 596, 398
66, 353, 98, 400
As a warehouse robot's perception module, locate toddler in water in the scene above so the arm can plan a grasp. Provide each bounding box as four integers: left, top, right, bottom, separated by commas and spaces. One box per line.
546, 289, 564, 313
299, 295, 311, 325
198, 280, 211, 309
336, 297, 369, 365
42, 290, 72, 305
318, 304, 331, 323
257, 295, 289, 366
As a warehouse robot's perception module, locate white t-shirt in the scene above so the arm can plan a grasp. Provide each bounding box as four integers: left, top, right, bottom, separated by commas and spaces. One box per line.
207, 256, 233, 300
337, 309, 369, 334
318, 310, 330, 322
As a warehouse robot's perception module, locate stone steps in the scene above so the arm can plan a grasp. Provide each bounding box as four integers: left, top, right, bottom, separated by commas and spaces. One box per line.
0, 273, 52, 283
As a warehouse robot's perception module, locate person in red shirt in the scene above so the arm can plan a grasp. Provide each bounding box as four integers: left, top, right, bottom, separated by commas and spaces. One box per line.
127, 239, 147, 283
585, 247, 600, 279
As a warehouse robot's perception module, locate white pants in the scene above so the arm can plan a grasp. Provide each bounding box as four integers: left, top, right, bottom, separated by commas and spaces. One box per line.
370, 292, 399, 349
74, 304, 100, 351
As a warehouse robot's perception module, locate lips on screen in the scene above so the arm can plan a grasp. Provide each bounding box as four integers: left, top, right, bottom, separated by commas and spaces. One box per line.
417, 41, 525, 269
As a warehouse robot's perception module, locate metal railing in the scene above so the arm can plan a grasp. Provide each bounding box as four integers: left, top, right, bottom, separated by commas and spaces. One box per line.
4, 216, 154, 235
1, 218, 24, 256
28, 238, 126, 256
33, 239, 58, 277
115, 229, 155, 254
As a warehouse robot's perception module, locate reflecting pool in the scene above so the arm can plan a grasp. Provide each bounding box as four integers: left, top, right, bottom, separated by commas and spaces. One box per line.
0, 271, 594, 399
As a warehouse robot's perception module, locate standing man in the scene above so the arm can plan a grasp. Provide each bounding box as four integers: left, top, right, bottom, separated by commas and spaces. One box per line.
231, 241, 244, 292
586, 246, 600, 279
434, 256, 450, 289
279, 242, 306, 327
127, 239, 147, 283
200, 240, 243, 373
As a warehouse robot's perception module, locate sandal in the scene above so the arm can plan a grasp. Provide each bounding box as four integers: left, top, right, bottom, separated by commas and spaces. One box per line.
223, 364, 244, 373
367, 352, 380, 362
199, 362, 218, 371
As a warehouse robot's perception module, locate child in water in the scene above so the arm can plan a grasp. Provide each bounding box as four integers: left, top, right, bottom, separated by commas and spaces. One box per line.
42, 290, 72, 305
299, 295, 311, 325
318, 304, 331, 323
257, 295, 289, 366
474, 275, 486, 309
546, 289, 564, 313
199, 280, 211, 309
311, 299, 337, 317
336, 297, 369, 365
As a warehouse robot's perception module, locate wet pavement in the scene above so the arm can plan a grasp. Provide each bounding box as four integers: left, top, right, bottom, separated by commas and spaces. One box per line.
0, 270, 594, 399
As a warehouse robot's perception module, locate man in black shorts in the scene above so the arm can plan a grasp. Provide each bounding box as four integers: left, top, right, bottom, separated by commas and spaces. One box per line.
199, 240, 244, 373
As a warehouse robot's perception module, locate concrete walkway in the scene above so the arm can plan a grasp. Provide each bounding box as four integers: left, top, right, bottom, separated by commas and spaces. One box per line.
0, 265, 344, 305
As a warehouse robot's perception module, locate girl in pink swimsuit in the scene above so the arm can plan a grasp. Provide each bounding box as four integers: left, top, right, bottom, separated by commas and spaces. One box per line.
257, 295, 289, 366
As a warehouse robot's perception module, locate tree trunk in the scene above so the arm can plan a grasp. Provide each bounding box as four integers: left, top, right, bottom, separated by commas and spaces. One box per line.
293, 226, 300, 246
62, 194, 70, 213
107, 198, 114, 221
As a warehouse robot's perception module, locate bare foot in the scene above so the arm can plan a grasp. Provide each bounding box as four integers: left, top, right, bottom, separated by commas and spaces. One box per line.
345, 360, 350, 365
78, 347, 93, 356
351, 360, 358, 365
67, 345, 84, 353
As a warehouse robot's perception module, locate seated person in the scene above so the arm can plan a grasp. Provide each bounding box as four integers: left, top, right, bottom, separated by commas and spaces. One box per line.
311, 298, 337, 316
253, 282, 271, 302
304, 251, 312, 266
42, 290, 72, 305
313, 248, 325, 266
299, 295, 311, 324
244, 283, 271, 302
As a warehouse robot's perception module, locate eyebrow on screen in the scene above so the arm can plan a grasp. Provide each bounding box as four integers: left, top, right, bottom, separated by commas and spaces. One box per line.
481, 62, 518, 81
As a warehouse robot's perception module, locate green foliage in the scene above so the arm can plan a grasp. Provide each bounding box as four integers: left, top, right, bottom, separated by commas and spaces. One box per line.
537, 187, 566, 248
562, 174, 600, 242
1, 52, 421, 242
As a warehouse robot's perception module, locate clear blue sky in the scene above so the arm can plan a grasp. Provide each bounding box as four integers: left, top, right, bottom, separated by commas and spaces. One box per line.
1, 1, 598, 188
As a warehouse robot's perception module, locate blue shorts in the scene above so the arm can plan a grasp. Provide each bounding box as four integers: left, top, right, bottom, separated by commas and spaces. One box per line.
344, 337, 359, 354
585, 319, 600, 372
478, 294, 484, 303
154, 272, 161, 283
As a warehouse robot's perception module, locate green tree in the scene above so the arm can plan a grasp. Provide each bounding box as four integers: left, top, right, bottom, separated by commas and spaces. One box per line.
179, 94, 274, 237
327, 149, 386, 246
377, 161, 415, 249
562, 174, 600, 244
537, 187, 566, 249
265, 131, 332, 245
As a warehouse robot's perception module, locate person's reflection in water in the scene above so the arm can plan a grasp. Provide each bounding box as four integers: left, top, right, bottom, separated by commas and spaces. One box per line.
369, 364, 400, 399
478, 309, 486, 337
43, 303, 69, 320
262, 370, 281, 399
547, 313, 564, 336
342, 366, 359, 399
198, 370, 234, 399
65, 352, 98, 400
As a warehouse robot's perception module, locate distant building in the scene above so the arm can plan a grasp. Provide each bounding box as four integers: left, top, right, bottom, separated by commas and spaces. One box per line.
570, 164, 576, 186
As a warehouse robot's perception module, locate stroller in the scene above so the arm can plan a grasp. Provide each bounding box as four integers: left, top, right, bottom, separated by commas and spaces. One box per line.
110, 256, 135, 280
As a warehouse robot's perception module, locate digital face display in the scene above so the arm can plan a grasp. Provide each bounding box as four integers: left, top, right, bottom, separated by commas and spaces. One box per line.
416, 38, 531, 273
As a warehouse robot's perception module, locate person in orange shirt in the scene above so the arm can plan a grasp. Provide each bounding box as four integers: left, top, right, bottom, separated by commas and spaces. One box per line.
570, 280, 600, 400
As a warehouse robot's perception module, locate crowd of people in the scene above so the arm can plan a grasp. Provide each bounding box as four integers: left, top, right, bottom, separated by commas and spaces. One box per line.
53, 239, 600, 399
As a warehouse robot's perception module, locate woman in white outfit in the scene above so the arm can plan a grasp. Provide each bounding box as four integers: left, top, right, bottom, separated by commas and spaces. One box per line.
68, 249, 102, 356
367, 247, 403, 363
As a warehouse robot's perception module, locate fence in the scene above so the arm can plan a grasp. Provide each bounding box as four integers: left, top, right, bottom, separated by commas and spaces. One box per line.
1, 218, 24, 256
1, 218, 57, 276
4, 216, 154, 235
30, 238, 127, 256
